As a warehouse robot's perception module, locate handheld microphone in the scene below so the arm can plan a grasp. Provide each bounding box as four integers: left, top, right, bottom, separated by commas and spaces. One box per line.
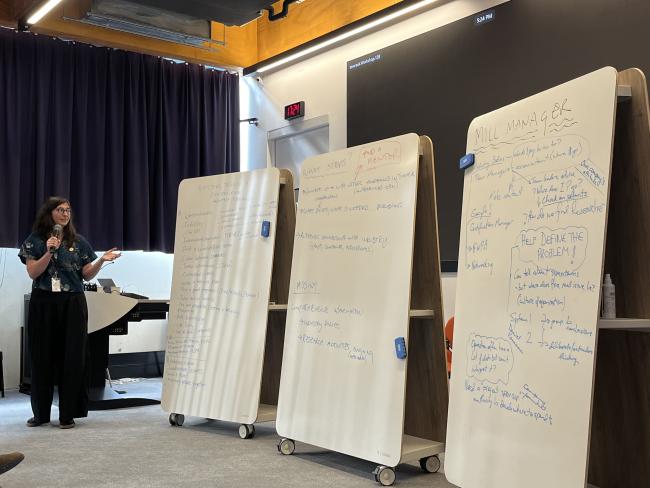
49, 224, 63, 253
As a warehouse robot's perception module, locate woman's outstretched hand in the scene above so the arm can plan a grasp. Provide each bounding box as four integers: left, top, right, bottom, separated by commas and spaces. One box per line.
101, 248, 122, 262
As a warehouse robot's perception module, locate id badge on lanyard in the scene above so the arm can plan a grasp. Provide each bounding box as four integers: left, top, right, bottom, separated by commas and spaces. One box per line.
51, 251, 61, 292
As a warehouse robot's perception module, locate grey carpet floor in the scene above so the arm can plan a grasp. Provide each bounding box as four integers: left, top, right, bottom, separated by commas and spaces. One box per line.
0, 380, 455, 488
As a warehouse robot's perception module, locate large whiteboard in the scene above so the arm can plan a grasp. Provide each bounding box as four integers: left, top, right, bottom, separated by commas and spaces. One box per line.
276, 133, 420, 467
162, 169, 280, 423
445, 67, 618, 487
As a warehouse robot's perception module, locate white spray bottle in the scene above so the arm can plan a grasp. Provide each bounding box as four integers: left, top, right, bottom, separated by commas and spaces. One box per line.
602, 274, 616, 319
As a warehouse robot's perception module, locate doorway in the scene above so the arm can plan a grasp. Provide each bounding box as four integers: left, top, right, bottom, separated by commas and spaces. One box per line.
267, 115, 329, 200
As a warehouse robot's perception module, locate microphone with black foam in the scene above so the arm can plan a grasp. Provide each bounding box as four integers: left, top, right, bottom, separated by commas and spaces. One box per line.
49, 224, 63, 253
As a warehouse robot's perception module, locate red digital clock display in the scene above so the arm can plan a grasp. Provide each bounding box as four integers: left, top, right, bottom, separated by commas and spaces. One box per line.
284, 101, 305, 120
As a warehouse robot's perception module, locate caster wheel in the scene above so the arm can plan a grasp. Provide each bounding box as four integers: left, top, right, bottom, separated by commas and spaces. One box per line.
419, 455, 441, 473
169, 413, 185, 427
277, 438, 295, 455
238, 424, 255, 439
372, 465, 396, 486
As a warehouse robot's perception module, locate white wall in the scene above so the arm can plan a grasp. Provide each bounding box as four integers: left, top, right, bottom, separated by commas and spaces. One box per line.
0, 248, 173, 390
240, 0, 507, 320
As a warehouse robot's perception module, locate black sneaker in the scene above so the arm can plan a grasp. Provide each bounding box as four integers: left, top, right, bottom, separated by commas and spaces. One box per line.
59, 419, 75, 429
26, 417, 48, 427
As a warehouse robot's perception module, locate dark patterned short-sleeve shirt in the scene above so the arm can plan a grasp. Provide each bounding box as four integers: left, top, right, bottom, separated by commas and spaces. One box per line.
19, 233, 98, 292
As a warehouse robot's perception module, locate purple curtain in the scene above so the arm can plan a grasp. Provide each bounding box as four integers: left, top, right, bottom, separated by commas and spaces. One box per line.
0, 29, 239, 252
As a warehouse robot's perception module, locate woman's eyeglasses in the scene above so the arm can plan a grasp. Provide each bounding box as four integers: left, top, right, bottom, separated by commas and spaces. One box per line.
55, 207, 72, 215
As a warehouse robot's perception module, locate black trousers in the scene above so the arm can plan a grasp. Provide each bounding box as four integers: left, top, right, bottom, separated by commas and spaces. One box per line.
28, 289, 90, 422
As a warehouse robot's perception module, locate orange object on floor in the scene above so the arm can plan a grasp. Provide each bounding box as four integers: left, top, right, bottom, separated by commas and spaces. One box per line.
445, 316, 454, 375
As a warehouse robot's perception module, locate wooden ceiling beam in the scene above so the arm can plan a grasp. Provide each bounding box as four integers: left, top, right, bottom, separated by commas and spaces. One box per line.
257, 0, 403, 62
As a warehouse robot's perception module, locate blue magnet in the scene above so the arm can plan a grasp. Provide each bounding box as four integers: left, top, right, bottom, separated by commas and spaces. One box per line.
460, 153, 475, 170
394, 337, 407, 359
261, 220, 271, 237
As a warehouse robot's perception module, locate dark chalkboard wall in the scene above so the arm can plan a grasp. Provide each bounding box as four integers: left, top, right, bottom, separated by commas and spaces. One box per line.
347, 0, 650, 270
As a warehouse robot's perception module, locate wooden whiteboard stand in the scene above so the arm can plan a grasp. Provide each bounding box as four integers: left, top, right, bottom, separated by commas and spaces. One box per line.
588, 68, 650, 488
276, 135, 449, 486
163, 168, 295, 439
252, 169, 296, 437
400, 135, 449, 483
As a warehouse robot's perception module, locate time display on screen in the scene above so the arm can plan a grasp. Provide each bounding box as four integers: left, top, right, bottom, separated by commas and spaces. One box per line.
284, 101, 305, 120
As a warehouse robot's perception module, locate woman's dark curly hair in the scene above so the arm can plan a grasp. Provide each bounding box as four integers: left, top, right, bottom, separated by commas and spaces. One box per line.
32, 196, 78, 245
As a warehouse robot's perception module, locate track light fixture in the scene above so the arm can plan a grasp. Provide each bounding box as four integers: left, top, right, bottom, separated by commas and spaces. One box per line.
17, 0, 62, 31
244, 0, 442, 76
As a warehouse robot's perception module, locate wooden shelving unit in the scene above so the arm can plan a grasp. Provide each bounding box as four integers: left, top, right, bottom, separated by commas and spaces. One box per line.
588, 68, 650, 488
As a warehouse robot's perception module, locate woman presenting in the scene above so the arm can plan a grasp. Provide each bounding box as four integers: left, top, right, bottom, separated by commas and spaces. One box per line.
19, 196, 120, 429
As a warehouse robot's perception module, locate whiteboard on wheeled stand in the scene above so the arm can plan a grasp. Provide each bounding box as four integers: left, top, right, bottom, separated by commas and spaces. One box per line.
445, 67, 618, 488
276, 133, 420, 467
161, 168, 280, 423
